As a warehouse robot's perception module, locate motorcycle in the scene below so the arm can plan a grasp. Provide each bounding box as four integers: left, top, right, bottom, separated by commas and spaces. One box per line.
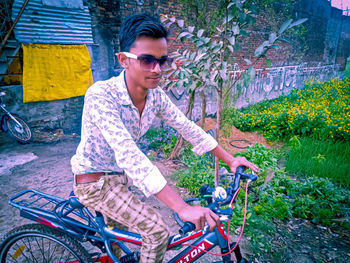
0, 91, 33, 144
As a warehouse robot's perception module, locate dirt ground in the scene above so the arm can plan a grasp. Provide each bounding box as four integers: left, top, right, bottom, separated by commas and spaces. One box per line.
0, 125, 350, 262
199, 117, 273, 156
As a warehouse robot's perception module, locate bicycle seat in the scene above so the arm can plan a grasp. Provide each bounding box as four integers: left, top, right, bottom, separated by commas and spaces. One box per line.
68, 191, 85, 209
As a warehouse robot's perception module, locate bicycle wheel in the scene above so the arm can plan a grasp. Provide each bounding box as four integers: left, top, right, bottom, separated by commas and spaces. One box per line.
0, 224, 93, 263
5, 115, 33, 144
174, 197, 208, 227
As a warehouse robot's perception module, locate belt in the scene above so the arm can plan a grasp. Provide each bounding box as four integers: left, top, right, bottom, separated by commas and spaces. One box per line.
75, 171, 123, 184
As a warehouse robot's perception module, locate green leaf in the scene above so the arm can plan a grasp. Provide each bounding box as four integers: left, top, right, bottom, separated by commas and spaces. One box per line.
178, 32, 192, 39
278, 38, 291, 44
165, 22, 173, 28
228, 36, 235, 46
247, 212, 252, 219
271, 44, 280, 50
232, 25, 240, 35
183, 61, 191, 67
203, 37, 211, 44
269, 32, 277, 44
262, 40, 270, 48
244, 58, 251, 65
223, 14, 234, 25
177, 19, 184, 28
289, 18, 308, 28
239, 12, 247, 22
240, 29, 249, 37
190, 52, 196, 60
196, 81, 202, 88
248, 66, 256, 81
227, 2, 235, 9
254, 45, 264, 57
212, 44, 221, 53
195, 52, 206, 62
265, 58, 271, 68
197, 29, 204, 38
278, 19, 293, 35
188, 26, 195, 33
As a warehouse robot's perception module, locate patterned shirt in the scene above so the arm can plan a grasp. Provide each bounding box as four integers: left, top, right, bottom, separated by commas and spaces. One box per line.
71, 70, 218, 197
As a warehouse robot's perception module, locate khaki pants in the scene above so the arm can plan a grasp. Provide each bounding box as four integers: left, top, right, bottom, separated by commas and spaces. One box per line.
74, 174, 170, 263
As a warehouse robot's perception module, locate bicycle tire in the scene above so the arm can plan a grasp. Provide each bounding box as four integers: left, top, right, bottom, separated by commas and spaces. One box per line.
5, 115, 33, 144
174, 197, 208, 227
0, 224, 93, 263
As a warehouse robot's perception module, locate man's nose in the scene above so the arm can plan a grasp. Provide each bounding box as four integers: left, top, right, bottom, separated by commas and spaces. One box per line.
152, 61, 162, 73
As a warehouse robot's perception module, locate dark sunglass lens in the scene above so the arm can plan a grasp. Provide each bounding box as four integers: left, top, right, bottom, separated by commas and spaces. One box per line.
138, 56, 156, 70
159, 58, 173, 70
142, 56, 156, 65
158, 58, 168, 66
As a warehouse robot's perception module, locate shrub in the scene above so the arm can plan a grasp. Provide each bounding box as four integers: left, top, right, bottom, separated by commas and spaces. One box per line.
224, 78, 350, 142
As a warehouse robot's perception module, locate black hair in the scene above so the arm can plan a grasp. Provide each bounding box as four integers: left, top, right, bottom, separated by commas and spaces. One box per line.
119, 13, 168, 52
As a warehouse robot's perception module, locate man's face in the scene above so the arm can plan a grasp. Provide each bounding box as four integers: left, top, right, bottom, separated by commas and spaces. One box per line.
125, 36, 168, 90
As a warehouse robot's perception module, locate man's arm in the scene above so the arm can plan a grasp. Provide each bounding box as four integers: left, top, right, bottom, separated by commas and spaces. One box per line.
155, 145, 259, 232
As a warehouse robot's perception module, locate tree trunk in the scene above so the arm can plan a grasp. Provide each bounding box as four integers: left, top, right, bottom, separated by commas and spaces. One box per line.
200, 90, 206, 129
167, 90, 196, 160
214, 87, 223, 187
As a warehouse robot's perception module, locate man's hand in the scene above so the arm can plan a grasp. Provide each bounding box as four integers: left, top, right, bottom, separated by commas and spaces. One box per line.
177, 204, 220, 232
210, 145, 260, 174
155, 184, 220, 232
228, 156, 260, 174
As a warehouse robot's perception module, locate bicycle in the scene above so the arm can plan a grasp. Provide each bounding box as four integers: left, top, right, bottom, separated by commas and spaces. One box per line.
0, 166, 257, 263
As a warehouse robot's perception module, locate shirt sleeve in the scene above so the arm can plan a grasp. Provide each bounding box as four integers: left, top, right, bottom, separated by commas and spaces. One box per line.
156, 89, 218, 155
85, 93, 167, 197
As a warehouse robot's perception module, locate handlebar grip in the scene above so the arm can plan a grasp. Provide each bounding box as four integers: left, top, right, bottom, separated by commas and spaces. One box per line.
240, 172, 258, 181
236, 166, 258, 181
236, 166, 245, 174
179, 222, 196, 236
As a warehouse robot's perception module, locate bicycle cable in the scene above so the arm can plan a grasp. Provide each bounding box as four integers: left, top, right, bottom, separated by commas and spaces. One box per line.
180, 180, 251, 258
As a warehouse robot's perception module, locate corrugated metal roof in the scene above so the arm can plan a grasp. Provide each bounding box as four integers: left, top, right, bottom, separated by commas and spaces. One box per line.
12, 0, 94, 44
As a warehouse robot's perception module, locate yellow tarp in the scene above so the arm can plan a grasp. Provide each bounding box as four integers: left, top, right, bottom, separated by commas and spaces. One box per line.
23, 43, 93, 103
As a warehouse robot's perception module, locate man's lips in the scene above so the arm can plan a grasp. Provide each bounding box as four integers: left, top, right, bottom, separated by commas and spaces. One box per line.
147, 75, 161, 80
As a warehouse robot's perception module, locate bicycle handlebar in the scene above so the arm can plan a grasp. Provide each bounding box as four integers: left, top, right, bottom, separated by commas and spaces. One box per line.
178, 166, 257, 235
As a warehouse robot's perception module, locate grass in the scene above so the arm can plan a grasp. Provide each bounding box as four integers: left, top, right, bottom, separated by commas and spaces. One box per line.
345, 59, 350, 78
286, 137, 350, 187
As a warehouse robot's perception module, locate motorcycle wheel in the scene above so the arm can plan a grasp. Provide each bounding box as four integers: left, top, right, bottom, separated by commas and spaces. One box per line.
5, 115, 33, 144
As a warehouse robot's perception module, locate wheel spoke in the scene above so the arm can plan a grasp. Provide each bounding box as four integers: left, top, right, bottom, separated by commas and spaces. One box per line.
1, 225, 89, 263
32, 236, 46, 262
15, 237, 36, 263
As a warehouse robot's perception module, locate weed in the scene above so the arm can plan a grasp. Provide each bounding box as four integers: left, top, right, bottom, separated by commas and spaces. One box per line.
286, 137, 350, 187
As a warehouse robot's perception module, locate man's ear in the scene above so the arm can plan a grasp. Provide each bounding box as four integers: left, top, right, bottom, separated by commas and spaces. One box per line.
117, 52, 128, 69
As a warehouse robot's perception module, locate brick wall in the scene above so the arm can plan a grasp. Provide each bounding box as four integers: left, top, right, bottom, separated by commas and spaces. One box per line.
4, 0, 349, 134
88, 0, 349, 80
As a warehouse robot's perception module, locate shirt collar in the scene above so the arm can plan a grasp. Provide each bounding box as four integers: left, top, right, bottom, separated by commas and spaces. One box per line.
114, 70, 133, 106
114, 70, 156, 107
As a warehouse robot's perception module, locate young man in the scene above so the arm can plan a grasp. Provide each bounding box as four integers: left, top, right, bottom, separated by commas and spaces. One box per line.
71, 13, 259, 262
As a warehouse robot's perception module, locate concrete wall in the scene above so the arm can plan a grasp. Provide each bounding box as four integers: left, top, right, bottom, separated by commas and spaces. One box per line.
1, 85, 84, 133
169, 64, 344, 122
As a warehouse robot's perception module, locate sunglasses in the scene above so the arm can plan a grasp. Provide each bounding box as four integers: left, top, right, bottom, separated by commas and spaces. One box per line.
122, 52, 173, 71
